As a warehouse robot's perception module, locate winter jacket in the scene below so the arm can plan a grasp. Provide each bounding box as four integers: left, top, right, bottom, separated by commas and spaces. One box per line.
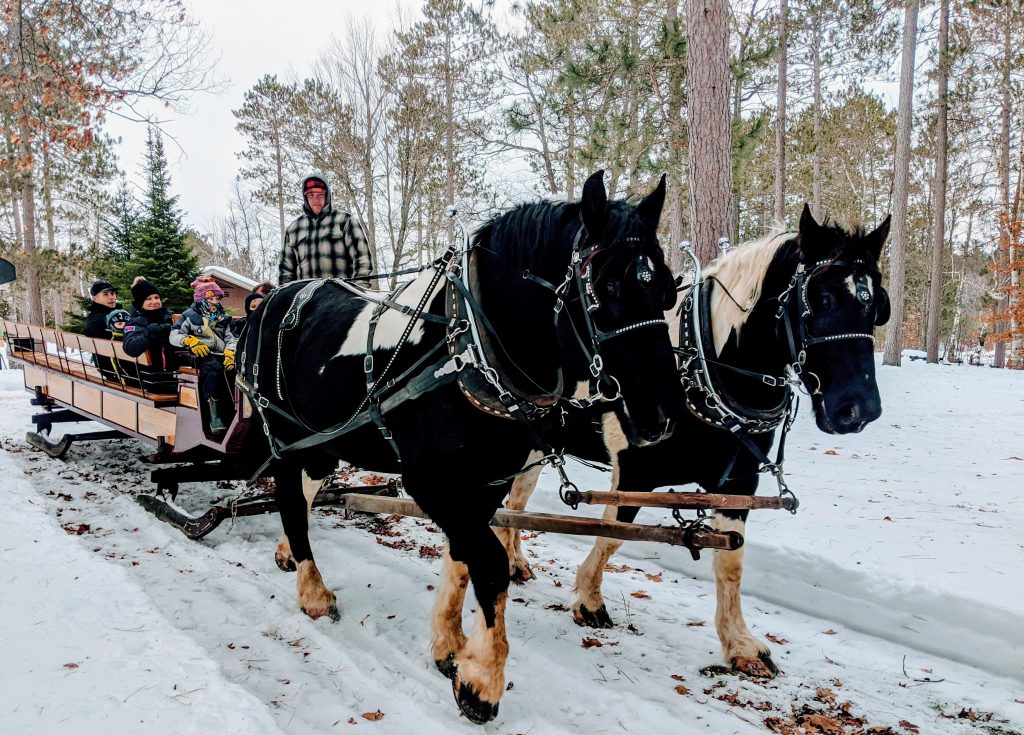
170, 304, 237, 355
279, 175, 374, 287
83, 301, 118, 339
122, 306, 179, 379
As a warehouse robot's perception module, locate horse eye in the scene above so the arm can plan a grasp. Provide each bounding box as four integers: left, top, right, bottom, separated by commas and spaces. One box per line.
605, 281, 618, 296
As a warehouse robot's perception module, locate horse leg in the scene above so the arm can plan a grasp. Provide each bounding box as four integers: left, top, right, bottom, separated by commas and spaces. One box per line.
572, 413, 629, 627
447, 525, 511, 724
711, 512, 778, 677
430, 549, 470, 679
495, 450, 544, 583
275, 470, 326, 573
275, 463, 338, 621
571, 504, 626, 628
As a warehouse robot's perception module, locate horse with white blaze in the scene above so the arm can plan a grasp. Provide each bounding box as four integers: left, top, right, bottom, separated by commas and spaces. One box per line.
499, 204, 893, 678
236, 171, 685, 723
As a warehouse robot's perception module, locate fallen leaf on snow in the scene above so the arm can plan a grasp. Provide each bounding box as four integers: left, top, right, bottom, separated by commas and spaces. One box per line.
898, 720, 919, 734
883, 516, 894, 521
645, 572, 663, 582
670, 674, 686, 682
630, 590, 651, 599
823, 449, 839, 456
581, 637, 603, 649
361, 710, 384, 721
957, 708, 992, 722
797, 713, 844, 734
674, 684, 690, 695
766, 633, 788, 644
63, 662, 79, 669
823, 629, 837, 635
815, 687, 836, 704
686, 620, 706, 627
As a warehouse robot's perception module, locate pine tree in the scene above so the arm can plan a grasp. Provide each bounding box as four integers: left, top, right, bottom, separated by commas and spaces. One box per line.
118, 128, 198, 312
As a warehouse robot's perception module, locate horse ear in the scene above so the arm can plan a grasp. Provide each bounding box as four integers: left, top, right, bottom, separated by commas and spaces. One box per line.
636, 173, 666, 226
866, 215, 892, 261
799, 203, 820, 237
797, 203, 823, 260
581, 170, 608, 234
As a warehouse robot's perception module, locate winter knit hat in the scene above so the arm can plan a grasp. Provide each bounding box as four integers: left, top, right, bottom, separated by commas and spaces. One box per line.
106, 309, 131, 330
90, 280, 117, 297
130, 277, 160, 308
244, 291, 264, 315
303, 176, 328, 195
191, 276, 224, 304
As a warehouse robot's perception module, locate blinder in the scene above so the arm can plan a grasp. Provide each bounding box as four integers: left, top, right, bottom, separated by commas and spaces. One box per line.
873, 285, 891, 327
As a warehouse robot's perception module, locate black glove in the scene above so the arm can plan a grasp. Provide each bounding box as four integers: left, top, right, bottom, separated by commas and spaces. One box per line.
147, 323, 171, 338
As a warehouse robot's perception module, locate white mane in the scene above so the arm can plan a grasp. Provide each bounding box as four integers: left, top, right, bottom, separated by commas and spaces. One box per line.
701, 229, 793, 356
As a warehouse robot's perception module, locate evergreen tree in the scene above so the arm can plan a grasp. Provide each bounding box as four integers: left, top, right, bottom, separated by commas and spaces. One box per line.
117, 128, 198, 312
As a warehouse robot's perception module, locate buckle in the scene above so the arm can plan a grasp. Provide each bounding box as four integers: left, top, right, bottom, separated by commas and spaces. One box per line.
761, 375, 779, 387
589, 354, 604, 378
256, 395, 270, 409
363, 354, 374, 374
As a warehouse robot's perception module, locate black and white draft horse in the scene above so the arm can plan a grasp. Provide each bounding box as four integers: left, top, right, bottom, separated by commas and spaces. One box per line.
238, 171, 684, 723
499, 204, 892, 677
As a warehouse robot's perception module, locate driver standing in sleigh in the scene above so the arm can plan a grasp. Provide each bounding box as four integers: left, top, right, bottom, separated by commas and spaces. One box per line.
278, 174, 374, 288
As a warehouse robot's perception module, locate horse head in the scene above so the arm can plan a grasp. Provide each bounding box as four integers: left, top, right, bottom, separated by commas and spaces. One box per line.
789, 204, 891, 434
567, 171, 682, 446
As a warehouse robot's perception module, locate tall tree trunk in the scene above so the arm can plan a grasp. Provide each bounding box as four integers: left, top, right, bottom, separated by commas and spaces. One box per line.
666, 0, 686, 272
993, 11, 1011, 368
274, 132, 286, 245
42, 143, 56, 249
926, 0, 949, 364
444, 27, 456, 246
566, 111, 577, 200
686, 0, 733, 266
11, 192, 23, 247
773, 0, 789, 222
811, 13, 823, 220
882, 0, 920, 367
19, 123, 44, 326
731, 31, 745, 246
363, 101, 377, 255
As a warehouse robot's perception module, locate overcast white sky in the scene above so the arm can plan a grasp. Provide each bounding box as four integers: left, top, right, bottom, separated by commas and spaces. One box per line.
104, 0, 417, 237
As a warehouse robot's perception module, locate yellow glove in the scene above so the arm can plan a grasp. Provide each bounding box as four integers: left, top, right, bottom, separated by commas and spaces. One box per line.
223, 349, 236, 371
182, 335, 210, 358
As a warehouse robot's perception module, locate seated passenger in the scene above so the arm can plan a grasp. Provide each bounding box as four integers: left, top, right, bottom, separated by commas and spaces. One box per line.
83, 280, 120, 339
231, 290, 265, 338
122, 277, 178, 394
170, 277, 237, 436
100, 308, 136, 386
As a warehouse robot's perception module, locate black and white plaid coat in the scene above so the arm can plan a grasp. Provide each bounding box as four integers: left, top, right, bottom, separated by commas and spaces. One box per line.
279, 178, 374, 287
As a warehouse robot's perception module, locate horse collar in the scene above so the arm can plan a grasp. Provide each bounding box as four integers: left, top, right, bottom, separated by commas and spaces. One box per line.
678, 278, 793, 435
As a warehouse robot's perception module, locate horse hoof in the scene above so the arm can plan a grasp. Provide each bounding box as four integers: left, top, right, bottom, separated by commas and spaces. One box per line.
301, 604, 341, 622
510, 563, 533, 585
275, 553, 296, 573
452, 676, 500, 724
435, 654, 458, 681
732, 651, 779, 679
573, 604, 614, 629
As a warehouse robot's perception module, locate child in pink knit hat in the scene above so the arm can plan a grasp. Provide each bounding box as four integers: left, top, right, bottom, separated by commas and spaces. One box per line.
170, 277, 237, 435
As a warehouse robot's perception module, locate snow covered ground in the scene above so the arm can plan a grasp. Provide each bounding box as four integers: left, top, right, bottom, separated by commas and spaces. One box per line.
0, 357, 1021, 735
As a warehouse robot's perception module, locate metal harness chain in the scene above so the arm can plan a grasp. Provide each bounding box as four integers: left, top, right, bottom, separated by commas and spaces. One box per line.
677, 242, 802, 515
